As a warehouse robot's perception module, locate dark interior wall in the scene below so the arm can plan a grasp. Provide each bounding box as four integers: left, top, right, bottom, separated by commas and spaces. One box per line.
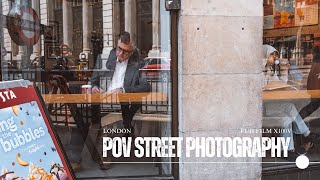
53, 2, 103, 59
137, 0, 152, 57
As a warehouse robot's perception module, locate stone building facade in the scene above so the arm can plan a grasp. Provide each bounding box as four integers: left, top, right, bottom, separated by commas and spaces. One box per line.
178, 1, 263, 179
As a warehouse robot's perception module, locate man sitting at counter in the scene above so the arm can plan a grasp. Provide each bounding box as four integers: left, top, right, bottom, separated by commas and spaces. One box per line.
90, 32, 150, 169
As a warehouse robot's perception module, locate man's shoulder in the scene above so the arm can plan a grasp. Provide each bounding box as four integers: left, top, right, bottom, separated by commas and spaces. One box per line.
109, 48, 117, 59
110, 48, 117, 53
98, 48, 117, 60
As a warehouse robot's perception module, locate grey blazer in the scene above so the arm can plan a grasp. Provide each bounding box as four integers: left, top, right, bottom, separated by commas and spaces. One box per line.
90, 48, 150, 93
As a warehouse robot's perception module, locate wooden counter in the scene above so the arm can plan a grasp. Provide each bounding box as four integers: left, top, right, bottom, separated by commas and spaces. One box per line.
42, 89, 320, 103
263, 90, 320, 101
42, 92, 168, 104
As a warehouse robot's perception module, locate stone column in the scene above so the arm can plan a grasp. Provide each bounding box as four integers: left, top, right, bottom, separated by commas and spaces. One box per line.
2, 0, 12, 63
160, 0, 170, 57
62, 0, 73, 48
148, 0, 160, 57
16, 46, 26, 69
179, 1, 263, 179
81, 0, 93, 61
46, 0, 55, 22
40, 0, 54, 57
125, 0, 137, 44
30, 0, 41, 61
15, 0, 30, 69
0, 2, 4, 56
0, 1, 8, 80
113, 0, 121, 47
101, 0, 113, 63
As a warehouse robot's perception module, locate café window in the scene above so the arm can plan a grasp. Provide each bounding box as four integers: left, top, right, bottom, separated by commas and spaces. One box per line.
0, 0, 175, 179
262, 0, 320, 172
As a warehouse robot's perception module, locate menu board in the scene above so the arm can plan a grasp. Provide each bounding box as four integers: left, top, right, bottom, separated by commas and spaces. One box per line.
295, 0, 318, 26
263, 0, 318, 29
0, 80, 74, 179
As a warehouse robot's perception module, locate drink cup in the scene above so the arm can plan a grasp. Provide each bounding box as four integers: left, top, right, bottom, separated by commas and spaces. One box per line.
81, 85, 92, 102
81, 85, 92, 94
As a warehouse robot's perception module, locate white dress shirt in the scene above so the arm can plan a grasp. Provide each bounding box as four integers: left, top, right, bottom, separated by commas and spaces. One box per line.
107, 58, 128, 92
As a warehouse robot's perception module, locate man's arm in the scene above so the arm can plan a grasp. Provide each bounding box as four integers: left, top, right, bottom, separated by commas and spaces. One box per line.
124, 70, 151, 93
90, 54, 103, 88
91, 50, 117, 86
91, 50, 117, 93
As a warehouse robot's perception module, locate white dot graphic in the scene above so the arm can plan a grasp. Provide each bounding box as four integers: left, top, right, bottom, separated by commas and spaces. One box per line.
296, 155, 309, 169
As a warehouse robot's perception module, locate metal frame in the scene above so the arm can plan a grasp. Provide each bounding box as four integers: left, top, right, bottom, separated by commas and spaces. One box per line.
171, 10, 179, 180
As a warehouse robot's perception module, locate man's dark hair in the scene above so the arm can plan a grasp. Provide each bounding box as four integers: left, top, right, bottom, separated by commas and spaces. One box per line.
118, 31, 136, 50
119, 32, 131, 45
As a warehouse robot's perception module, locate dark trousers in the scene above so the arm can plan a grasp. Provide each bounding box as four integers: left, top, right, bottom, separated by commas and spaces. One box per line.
299, 98, 320, 120
121, 104, 141, 129
67, 105, 101, 163
68, 104, 140, 163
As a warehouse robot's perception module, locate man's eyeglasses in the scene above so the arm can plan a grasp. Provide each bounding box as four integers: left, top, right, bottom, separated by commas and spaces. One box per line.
117, 46, 132, 55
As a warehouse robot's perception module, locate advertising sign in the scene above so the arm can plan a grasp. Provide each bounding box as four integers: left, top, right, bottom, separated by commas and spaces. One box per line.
263, 0, 318, 29
0, 80, 73, 179
294, 0, 318, 26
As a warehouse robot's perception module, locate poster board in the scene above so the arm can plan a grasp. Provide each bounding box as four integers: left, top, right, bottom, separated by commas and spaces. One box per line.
263, 0, 319, 29
0, 80, 74, 179
295, 0, 318, 26
274, 0, 295, 28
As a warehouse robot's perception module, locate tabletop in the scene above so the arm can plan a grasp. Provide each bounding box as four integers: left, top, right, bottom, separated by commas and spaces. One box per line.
42, 92, 168, 104
263, 90, 320, 101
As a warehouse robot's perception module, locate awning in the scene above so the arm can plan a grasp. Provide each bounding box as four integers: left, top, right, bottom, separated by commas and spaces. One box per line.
277, 36, 296, 42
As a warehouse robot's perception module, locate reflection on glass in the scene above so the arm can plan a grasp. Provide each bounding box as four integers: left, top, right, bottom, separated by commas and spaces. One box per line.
263, 0, 320, 169
0, 0, 172, 178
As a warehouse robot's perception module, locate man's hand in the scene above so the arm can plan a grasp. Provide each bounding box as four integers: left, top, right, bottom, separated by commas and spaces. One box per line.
92, 86, 105, 94
110, 88, 124, 93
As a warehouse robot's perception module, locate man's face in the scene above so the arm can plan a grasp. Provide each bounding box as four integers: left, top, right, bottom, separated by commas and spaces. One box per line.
116, 40, 133, 62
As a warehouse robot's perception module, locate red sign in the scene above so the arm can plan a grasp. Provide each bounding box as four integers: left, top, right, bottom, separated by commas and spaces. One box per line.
7, 5, 41, 46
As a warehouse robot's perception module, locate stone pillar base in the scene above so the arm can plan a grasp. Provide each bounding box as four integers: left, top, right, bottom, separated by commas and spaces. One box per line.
4, 54, 11, 62
15, 54, 27, 69
148, 49, 161, 57
30, 53, 40, 61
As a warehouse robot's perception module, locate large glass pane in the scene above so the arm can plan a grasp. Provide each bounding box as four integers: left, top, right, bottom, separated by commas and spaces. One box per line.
263, 0, 320, 169
0, 0, 173, 178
